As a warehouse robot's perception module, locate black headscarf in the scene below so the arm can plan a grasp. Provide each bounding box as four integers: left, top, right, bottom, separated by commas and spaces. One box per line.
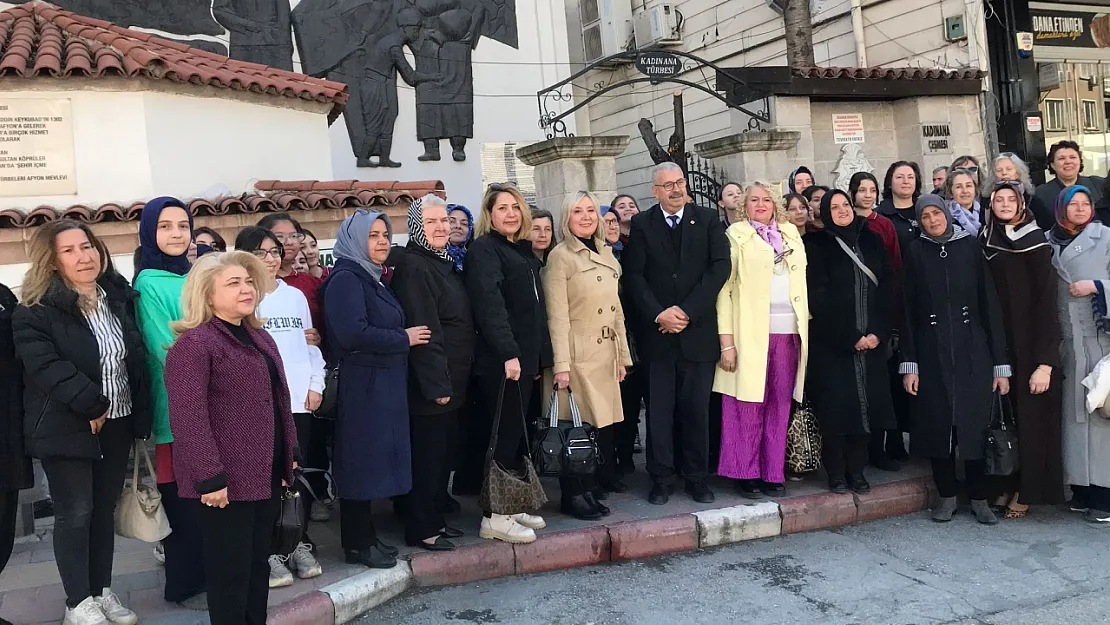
980, 181, 1049, 260
818, 188, 867, 246
788, 166, 814, 194
137, 196, 192, 276
915, 194, 967, 245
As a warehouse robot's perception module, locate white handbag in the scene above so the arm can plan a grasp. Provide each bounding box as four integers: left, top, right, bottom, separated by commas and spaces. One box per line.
115, 442, 172, 542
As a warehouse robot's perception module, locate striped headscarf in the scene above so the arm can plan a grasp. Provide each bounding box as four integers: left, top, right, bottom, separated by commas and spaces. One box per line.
408, 194, 453, 263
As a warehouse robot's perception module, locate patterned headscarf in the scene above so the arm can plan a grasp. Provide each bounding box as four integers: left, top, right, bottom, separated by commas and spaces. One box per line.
1055, 185, 1094, 236
407, 195, 453, 263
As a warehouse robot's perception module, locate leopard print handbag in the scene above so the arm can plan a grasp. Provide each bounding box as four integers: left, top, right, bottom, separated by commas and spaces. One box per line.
478, 380, 549, 515
785, 399, 822, 474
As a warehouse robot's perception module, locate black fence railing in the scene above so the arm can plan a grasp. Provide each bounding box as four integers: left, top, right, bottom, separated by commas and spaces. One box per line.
686, 155, 726, 222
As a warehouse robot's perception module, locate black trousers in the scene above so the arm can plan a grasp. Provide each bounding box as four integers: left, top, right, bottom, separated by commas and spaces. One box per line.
339, 499, 378, 550
476, 374, 535, 516
193, 497, 278, 625
453, 376, 489, 496
160, 480, 206, 602
615, 366, 647, 470
559, 425, 615, 497
645, 358, 715, 485
1071, 485, 1110, 511
0, 488, 18, 575
932, 457, 988, 500
303, 415, 332, 501
822, 434, 870, 481
272, 413, 314, 555
40, 416, 132, 607
401, 411, 455, 543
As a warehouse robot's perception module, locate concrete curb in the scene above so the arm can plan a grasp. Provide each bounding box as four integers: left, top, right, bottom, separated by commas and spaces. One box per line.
266, 476, 931, 623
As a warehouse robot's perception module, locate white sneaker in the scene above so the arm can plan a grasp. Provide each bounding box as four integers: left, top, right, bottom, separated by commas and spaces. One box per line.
309, 500, 331, 522
94, 589, 137, 625
479, 514, 536, 544
511, 512, 546, 530
268, 554, 294, 588
152, 542, 165, 565
289, 542, 322, 579
63, 597, 107, 625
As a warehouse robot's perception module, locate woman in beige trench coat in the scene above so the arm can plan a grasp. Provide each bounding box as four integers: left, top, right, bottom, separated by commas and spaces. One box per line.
543, 191, 633, 521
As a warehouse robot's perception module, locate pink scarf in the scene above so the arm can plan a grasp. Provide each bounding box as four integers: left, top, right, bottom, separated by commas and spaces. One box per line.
752, 220, 783, 255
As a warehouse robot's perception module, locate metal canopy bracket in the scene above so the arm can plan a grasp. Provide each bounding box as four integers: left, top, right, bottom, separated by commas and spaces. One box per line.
537, 49, 773, 138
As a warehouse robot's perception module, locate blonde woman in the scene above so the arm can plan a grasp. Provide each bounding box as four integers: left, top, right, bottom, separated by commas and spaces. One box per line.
14, 220, 149, 625
164, 252, 298, 625
465, 183, 552, 543
715, 182, 809, 499
543, 191, 632, 520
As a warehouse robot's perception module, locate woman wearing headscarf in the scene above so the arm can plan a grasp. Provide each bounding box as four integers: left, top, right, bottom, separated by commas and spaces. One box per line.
465, 183, 552, 544
900, 194, 1011, 524
804, 190, 897, 494
321, 210, 430, 567
1048, 185, 1110, 523
715, 182, 809, 499
132, 196, 207, 605
390, 195, 475, 552
788, 166, 814, 195
543, 192, 632, 520
944, 167, 983, 235
979, 181, 1064, 517
447, 204, 475, 272
983, 153, 1053, 230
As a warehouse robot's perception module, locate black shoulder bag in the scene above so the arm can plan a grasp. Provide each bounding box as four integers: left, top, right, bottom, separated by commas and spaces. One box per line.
532, 385, 599, 478
984, 392, 1019, 477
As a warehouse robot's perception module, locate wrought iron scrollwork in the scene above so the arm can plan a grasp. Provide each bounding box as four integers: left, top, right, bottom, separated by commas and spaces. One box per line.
686, 154, 727, 221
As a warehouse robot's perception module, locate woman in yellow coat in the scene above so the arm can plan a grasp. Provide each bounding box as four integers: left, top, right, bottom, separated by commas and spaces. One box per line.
714, 182, 809, 499
543, 191, 633, 520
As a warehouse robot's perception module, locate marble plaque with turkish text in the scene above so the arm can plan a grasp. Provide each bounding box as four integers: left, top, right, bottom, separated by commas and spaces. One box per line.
0, 98, 77, 197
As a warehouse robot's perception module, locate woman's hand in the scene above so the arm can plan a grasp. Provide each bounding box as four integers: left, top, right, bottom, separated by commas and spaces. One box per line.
201, 488, 229, 509
435, 397, 451, 405
504, 358, 521, 381
406, 325, 431, 346
864, 334, 880, 349
719, 349, 737, 372
90, 414, 107, 434
993, 377, 1011, 395
304, 328, 321, 346
903, 373, 919, 396
854, 336, 871, 351
1069, 280, 1098, 297
618, 366, 627, 383
554, 371, 570, 389
306, 390, 323, 412
1030, 366, 1052, 395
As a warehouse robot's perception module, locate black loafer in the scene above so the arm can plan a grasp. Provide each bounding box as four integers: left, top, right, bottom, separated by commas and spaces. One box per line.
345, 547, 397, 569
828, 479, 849, 494
414, 536, 456, 552
584, 492, 611, 516
375, 539, 399, 557
847, 475, 871, 494
562, 495, 602, 520
761, 482, 787, 497
439, 525, 464, 539
737, 479, 764, 500
648, 483, 671, 505
685, 481, 716, 504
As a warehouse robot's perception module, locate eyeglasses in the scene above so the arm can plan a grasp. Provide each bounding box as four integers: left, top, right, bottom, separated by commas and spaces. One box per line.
251, 247, 283, 260
273, 232, 305, 242
487, 182, 519, 192
653, 179, 688, 192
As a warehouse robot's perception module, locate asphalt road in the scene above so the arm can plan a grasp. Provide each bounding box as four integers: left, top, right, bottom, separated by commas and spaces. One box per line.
357, 507, 1110, 625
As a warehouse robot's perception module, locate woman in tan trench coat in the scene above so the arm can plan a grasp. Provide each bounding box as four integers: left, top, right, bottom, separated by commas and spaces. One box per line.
543, 191, 633, 521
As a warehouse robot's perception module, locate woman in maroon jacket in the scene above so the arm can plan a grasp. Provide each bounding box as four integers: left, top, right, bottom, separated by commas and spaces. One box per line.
165, 251, 297, 625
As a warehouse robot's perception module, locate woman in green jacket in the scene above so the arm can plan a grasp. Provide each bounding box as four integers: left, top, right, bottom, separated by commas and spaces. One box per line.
133, 197, 205, 604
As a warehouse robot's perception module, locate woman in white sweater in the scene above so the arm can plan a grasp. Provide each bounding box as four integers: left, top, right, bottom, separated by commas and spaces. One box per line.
234, 227, 326, 588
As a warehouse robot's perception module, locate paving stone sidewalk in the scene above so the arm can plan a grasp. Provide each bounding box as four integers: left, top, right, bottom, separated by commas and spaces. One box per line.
0, 458, 930, 625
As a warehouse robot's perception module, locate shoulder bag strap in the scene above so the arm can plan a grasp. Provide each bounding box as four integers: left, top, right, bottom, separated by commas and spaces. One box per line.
566, 389, 583, 427
834, 236, 879, 287
483, 379, 507, 470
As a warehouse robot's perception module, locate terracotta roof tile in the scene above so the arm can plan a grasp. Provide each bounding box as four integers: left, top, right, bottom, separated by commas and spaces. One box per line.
0, 2, 348, 122
0, 180, 446, 228
795, 67, 984, 80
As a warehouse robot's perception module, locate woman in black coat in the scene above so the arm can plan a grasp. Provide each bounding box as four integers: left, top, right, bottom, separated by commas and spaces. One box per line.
391, 195, 476, 551
464, 183, 553, 545
13, 220, 150, 625
900, 195, 1011, 525
804, 190, 897, 494
0, 280, 31, 618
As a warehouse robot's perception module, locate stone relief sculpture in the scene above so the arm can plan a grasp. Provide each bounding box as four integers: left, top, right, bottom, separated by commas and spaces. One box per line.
833, 143, 875, 192
55, 0, 223, 38
212, 0, 294, 71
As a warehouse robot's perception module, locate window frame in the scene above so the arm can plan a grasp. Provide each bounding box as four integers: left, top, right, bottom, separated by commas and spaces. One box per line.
1082, 98, 1102, 132
1043, 98, 1067, 132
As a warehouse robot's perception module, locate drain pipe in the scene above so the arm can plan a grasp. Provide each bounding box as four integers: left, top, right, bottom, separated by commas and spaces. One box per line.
851, 0, 867, 67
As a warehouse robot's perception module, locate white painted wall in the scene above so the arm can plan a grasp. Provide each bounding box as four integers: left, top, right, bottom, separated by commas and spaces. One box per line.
576, 0, 988, 205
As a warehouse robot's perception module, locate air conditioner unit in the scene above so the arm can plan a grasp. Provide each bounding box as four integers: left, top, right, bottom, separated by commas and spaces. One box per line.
580, 0, 633, 63
634, 4, 681, 48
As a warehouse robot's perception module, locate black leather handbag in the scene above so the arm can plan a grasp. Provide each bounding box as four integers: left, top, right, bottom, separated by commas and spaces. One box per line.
532, 386, 599, 478
274, 480, 305, 555
984, 392, 1019, 477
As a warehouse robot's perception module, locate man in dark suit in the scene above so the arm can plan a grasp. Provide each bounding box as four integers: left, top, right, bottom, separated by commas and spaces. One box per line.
621, 162, 731, 505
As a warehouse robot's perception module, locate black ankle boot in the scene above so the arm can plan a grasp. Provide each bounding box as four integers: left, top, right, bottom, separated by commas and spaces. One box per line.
583, 491, 611, 516
561, 495, 602, 520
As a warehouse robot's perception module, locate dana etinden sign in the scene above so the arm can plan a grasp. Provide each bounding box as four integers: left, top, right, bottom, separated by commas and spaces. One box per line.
635, 51, 681, 78
0, 98, 77, 197
1031, 9, 1110, 48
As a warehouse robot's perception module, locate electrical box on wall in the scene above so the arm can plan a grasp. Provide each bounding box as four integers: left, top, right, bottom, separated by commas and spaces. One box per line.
945, 15, 966, 41
634, 4, 682, 48
580, 0, 633, 63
